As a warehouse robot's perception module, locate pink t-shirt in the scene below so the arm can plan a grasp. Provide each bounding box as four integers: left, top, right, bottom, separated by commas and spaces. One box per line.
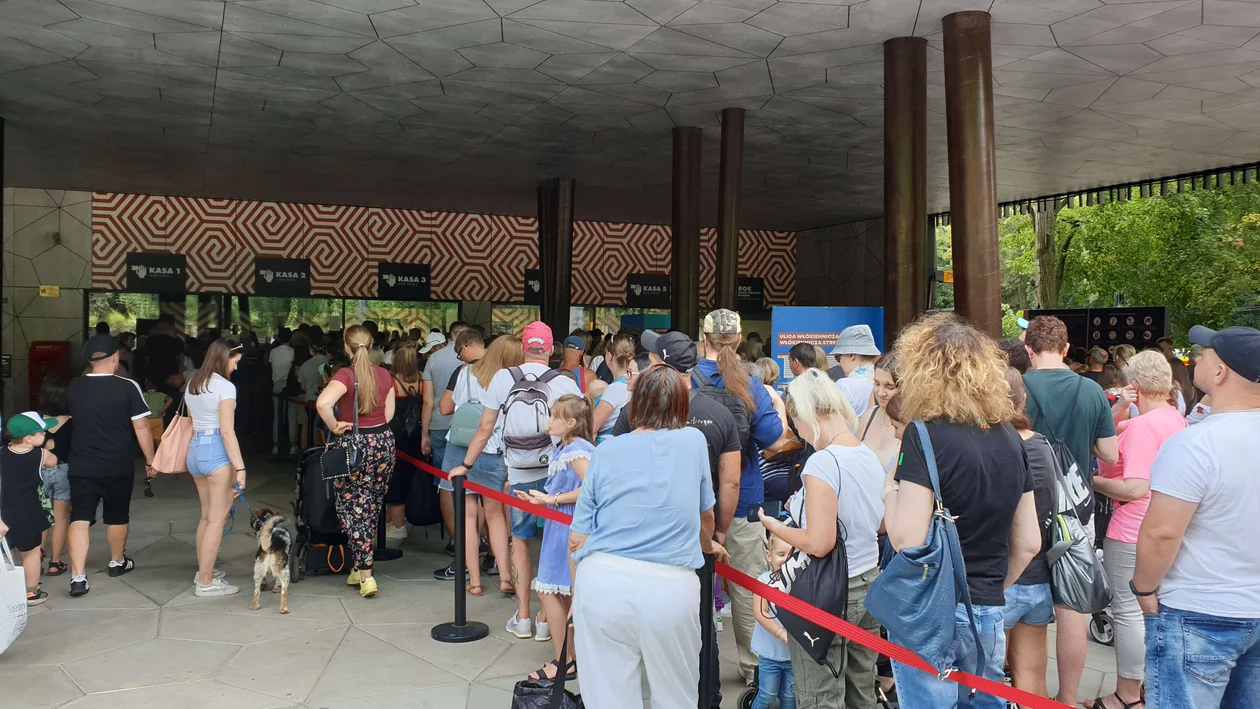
1098, 406, 1187, 543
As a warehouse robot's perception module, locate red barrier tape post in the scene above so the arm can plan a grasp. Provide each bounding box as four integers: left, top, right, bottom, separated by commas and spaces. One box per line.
391, 449, 1068, 709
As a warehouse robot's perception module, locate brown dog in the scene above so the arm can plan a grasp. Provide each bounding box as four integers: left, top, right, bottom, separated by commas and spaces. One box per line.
249, 509, 292, 614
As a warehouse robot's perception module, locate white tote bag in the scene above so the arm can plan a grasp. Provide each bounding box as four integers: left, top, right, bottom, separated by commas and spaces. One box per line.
0, 538, 29, 654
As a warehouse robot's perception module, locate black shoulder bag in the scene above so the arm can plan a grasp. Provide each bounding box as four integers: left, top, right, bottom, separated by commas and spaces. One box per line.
320, 373, 365, 482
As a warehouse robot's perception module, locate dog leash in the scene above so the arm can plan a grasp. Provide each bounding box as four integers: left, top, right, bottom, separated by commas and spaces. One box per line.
224, 483, 260, 537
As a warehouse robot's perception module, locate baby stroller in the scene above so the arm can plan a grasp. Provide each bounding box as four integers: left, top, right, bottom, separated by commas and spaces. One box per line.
290, 446, 350, 581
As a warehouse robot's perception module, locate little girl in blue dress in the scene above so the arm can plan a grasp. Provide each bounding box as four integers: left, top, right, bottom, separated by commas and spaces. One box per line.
514, 394, 594, 683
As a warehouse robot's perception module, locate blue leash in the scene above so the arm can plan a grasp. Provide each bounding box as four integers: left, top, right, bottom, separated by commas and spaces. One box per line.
224, 483, 258, 537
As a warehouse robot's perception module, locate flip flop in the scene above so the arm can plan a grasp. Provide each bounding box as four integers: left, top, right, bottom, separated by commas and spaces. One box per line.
1087, 694, 1144, 709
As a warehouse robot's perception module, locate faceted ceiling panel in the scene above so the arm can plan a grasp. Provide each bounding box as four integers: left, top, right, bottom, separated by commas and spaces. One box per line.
2, 0, 1259, 230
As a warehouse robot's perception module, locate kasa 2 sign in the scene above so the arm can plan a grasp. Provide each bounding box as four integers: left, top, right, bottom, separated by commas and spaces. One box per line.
254, 258, 310, 297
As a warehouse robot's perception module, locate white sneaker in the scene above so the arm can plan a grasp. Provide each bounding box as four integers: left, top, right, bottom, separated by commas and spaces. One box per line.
195, 578, 240, 597
270, 446, 279, 455
719, 604, 732, 618
534, 618, 551, 642
385, 524, 409, 541
289, 444, 301, 456
192, 569, 227, 585
506, 612, 534, 639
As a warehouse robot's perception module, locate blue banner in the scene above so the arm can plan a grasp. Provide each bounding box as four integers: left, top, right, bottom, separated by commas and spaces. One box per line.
769, 306, 884, 390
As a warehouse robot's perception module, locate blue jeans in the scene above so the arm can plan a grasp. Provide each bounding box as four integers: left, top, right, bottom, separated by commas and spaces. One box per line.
751, 657, 795, 709
430, 431, 449, 491
1002, 583, 1055, 629
1146, 604, 1260, 709
187, 430, 231, 478
890, 603, 1006, 709
509, 479, 546, 540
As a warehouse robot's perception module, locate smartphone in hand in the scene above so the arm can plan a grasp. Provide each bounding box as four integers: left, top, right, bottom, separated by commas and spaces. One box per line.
748, 499, 783, 523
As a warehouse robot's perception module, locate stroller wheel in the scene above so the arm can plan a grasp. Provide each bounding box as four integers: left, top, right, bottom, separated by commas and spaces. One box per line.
1089, 612, 1114, 646
738, 686, 756, 709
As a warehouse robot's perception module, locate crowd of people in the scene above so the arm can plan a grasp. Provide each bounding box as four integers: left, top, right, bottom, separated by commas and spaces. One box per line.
2, 308, 1257, 709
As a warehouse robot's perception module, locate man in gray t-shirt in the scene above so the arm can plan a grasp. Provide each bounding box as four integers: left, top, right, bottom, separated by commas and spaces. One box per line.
422, 322, 469, 473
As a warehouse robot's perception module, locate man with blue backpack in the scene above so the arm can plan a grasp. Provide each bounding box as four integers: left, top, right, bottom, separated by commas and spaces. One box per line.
694, 309, 785, 685
450, 321, 580, 642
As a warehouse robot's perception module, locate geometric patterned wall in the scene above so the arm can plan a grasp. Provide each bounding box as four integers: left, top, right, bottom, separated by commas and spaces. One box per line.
94, 193, 796, 306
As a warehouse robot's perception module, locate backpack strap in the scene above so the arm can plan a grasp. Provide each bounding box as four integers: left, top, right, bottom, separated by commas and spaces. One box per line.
537, 369, 563, 384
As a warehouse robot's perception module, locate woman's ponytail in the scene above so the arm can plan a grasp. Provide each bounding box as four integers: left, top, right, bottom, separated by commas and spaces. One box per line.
709, 333, 754, 413
344, 325, 378, 414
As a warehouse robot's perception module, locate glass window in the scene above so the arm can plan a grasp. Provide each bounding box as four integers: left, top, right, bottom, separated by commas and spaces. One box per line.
89, 292, 159, 334
347, 300, 458, 337
246, 297, 342, 340
592, 307, 670, 334
491, 305, 540, 335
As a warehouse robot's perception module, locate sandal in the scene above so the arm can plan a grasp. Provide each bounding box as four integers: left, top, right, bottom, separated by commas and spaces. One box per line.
500, 582, 516, 596
466, 583, 484, 597
1086, 694, 1144, 709
46, 561, 68, 576
528, 659, 577, 682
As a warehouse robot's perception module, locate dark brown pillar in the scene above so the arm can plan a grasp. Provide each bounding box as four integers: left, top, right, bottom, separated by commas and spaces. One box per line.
671, 127, 702, 337
537, 178, 575, 338
715, 108, 744, 311
883, 37, 928, 343
943, 11, 1001, 337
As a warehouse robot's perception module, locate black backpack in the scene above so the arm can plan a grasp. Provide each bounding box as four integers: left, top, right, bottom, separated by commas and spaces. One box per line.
1024, 376, 1092, 521
690, 369, 751, 453
391, 375, 422, 440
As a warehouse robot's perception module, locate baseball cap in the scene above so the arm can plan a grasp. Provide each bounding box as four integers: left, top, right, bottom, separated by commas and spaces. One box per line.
830, 324, 881, 357
5, 411, 58, 438
1017, 317, 1030, 330
84, 334, 119, 362
1189, 325, 1260, 383
563, 336, 586, 351
418, 332, 446, 354
703, 309, 741, 335
641, 330, 698, 372
522, 321, 553, 354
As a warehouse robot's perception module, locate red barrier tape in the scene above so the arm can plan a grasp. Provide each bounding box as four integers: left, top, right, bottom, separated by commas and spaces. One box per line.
391, 448, 1067, 709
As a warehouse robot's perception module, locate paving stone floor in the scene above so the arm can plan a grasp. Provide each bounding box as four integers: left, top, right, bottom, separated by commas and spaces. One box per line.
1, 458, 1116, 708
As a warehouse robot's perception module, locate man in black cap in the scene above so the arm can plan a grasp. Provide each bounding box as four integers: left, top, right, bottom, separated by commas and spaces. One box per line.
612, 330, 741, 708
1133, 325, 1260, 708
65, 335, 157, 597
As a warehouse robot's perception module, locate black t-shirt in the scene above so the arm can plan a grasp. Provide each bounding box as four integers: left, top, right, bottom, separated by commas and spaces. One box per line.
68, 374, 151, 477
1016, 432, 1057, 586
47, 419, 73, 461
895, 420, 1033, 606
612, 390, 741, 495
1081, 370, 1101, 384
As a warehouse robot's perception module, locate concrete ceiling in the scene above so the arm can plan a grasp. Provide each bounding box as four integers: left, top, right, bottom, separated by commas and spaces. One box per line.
2, 0, 1259, 231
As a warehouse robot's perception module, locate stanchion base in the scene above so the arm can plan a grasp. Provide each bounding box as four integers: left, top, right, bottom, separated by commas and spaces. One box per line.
375, 547, 403, 562
431, 621, 490, 643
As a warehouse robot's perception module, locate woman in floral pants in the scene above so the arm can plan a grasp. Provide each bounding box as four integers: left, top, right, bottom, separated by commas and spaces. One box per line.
316, 324, 398, 598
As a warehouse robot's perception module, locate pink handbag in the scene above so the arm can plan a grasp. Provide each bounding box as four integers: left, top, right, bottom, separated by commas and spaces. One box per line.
152, 400, 192, 474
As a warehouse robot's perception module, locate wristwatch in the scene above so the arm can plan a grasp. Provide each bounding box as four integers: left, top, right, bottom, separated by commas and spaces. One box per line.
1129, 580, 1157, 597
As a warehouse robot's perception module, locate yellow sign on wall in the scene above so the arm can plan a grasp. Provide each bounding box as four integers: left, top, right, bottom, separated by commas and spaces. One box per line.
942, 271, 954, 284
39, 285, 60, 297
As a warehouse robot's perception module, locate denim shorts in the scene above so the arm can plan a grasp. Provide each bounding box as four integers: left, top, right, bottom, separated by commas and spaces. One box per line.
187, 430, 232, 478
509, 478, 546, 540
466, 451, 506, 499
42, 462, 71, 501
1003, 582, 1055, 629
437, 434, 460, 492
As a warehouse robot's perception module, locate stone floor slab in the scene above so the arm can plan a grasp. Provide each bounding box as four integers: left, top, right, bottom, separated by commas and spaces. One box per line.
169, 588, 352, 623
0, 665, 85, 708
64, 636, 240, 693
218, 625, 349, 702
357, 622, 514, 681
58, 679, 297, 709
302, 683, 470, 709
161, 607, 347, 645
305, 627, 463, 704
1, 610, 159, 666
40, 574, 159, 611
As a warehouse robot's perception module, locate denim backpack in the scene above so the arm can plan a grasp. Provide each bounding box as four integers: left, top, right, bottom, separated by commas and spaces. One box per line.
864, 420, 983, 680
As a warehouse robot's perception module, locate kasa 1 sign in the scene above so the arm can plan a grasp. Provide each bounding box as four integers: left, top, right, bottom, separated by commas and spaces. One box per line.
769, 306, 884, 391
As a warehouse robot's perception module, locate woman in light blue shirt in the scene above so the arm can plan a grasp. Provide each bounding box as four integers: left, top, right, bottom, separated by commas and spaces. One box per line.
570, 364, 727, 709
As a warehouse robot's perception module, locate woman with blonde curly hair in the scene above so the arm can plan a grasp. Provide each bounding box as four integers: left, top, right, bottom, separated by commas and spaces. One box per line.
881, 313, 1042, 709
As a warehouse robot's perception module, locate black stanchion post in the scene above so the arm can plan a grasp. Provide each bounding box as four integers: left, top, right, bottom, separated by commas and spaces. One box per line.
698, 553, 716, 709
432, 475, 489, 643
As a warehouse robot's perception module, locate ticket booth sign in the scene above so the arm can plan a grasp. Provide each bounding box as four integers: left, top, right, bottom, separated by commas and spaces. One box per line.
29, 341, 72, 407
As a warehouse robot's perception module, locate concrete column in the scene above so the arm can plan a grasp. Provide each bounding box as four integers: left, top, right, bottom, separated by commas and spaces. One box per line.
671, 127, 702, 337
715, 108, 744, 311
537, 178, 575, 337
883, 37, 929, 342
943, 10, 1001, 337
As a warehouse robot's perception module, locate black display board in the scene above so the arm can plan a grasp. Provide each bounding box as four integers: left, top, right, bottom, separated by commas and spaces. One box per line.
254, 258, 311, 297
738, 277, 765, 311
524, 268, 542, 306
377, 262, 431, 300
626, 273, 671, 309
1027, 307, 1168, 350
127, 253, 187, 294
